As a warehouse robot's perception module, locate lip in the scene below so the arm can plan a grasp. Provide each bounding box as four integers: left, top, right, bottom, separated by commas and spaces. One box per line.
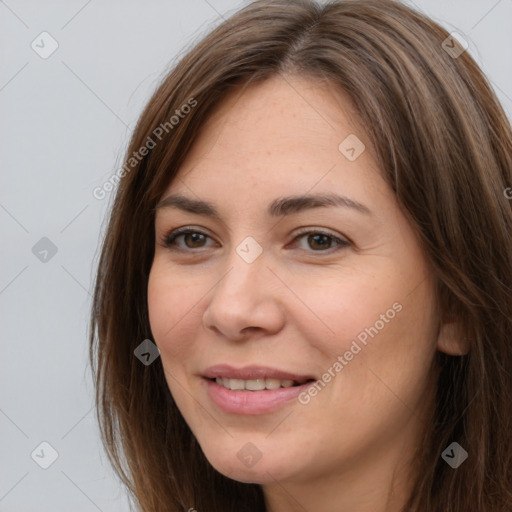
201, 364, 316, 415
202, 364, 315, 382
202, 378, 315, 415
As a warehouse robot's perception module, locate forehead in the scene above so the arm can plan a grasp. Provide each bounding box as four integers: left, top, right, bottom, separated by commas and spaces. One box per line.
189, 75, 366, 155
172, 76, 379, 179
153, 77, 422, 255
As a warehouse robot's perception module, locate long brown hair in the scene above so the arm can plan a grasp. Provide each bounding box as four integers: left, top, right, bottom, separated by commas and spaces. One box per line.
89, 1, 512, 510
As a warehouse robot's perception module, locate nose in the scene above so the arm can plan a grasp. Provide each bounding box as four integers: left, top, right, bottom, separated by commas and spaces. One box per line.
202, 249, 286, 341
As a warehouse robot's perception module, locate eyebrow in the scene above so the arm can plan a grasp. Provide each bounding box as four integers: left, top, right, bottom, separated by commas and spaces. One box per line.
155, 192, 371, 218
155, 192, 373, 218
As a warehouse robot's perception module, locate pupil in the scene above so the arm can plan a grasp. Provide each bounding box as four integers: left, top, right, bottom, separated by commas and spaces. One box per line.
187, 233, 204, 247
309, 234, 330, 250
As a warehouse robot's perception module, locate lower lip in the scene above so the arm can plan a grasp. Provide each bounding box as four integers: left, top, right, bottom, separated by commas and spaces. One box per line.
203, 378, 313, 415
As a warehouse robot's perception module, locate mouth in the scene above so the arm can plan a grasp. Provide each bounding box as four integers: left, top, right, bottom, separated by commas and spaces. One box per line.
201, 364, 316, 388
208, 377, 315, 391
201, 364, 317, 414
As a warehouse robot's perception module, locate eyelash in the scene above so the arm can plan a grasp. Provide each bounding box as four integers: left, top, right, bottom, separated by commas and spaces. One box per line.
158, 226, 351, 255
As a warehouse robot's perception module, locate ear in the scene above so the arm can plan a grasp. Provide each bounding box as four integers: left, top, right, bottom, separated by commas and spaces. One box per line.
437, 320, 470, 356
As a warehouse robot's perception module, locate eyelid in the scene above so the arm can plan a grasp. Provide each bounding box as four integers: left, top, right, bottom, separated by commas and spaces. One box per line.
158, 226, 216, 250
292, 226, 351, 245
158, 225, 351, 253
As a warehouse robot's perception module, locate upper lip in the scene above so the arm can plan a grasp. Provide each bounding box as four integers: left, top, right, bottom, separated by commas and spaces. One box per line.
202, 364, 316, 382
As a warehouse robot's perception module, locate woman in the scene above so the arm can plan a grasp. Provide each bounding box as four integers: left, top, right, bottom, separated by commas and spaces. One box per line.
89, 0, 512, 510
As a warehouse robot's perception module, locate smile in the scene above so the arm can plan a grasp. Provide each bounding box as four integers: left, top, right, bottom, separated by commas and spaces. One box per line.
213, 377, 311, 391
201, 364, 317, 414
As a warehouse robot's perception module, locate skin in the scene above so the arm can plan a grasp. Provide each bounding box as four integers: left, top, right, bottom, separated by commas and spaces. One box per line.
147, 74, 467, 512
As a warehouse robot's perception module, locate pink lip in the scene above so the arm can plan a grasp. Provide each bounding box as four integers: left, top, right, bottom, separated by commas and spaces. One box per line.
202, 364, 315, 382
203, 378, 314, 415
201, 364, 316, 415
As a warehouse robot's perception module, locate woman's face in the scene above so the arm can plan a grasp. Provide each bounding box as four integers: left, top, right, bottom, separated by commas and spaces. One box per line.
148, 75, 442, 489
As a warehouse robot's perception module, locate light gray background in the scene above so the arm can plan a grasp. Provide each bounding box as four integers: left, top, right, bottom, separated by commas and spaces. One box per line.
1, 0, 511, 510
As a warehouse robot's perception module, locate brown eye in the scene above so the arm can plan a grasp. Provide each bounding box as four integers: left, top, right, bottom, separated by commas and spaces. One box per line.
160, 227, 350, 255
180, 232, 207, 249
161, 228, 214, 250
307, 233, 333, 251
291, 229, 350, 254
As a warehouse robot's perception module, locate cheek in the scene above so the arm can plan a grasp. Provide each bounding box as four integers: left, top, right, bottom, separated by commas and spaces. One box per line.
289, 267, 398, 350
147, 264, 198, 359
299, 262, 436, 388
147, 267, 204, 424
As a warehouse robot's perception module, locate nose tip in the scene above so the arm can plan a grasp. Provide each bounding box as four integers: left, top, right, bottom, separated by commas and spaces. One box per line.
202, 259, 285, 341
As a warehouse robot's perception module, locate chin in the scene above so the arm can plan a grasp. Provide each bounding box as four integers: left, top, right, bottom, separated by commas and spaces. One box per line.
201, 443, 293, 485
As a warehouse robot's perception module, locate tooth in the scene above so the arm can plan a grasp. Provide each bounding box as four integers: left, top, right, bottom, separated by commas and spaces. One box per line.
265, 378, 281, 390
215, 377, 301, 391
229, 379, 245, 390
245, 379, 266, 391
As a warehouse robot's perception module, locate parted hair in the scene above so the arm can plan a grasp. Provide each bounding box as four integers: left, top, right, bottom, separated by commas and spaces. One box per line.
89, 1, 512, 510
